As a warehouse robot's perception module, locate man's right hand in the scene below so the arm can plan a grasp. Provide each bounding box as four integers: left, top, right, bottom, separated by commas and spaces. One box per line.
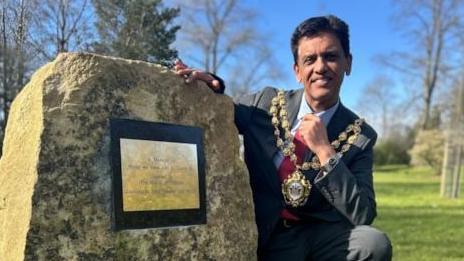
174, 59, 222, 92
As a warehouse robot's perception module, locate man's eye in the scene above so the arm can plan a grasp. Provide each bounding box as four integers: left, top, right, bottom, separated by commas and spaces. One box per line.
325, 53, 338, 61
304, 57, 315, 64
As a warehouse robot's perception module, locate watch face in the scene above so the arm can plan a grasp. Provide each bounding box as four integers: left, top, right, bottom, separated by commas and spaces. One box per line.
329, 157, 337, 166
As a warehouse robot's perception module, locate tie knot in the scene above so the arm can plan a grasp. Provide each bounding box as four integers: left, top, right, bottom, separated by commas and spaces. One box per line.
294, 130, 304, 144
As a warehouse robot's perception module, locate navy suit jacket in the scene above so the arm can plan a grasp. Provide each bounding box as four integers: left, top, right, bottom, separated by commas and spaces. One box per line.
233, 87, 378, 249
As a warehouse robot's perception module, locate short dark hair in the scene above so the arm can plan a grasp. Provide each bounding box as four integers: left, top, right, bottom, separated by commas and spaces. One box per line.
291, 15, 350, 64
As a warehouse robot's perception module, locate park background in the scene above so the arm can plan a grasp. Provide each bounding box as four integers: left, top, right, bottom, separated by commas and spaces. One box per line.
0, 0, 463, 260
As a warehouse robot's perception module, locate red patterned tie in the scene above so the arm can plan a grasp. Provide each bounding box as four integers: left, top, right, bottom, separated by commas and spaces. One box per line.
278, 131, 307, 220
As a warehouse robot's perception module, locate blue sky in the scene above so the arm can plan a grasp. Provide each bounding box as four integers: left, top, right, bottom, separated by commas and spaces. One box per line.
171, 0, 411, 112
245, 0, 404, 109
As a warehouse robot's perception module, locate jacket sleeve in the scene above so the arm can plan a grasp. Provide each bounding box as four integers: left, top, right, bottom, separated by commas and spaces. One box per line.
233, 93, 262, 135
209, 73, 226, 94
314, 132, 378, 225
232, 86, 279, 136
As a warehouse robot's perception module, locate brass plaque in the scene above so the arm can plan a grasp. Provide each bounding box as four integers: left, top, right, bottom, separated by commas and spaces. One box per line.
111, 119, 206, 230
120, 138, 199, 211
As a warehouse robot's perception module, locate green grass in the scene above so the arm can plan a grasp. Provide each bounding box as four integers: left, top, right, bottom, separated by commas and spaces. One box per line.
373, 165, 464, 261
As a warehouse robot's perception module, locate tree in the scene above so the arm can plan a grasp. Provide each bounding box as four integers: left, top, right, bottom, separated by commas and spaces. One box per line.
380, 0, 463, 129
28, 0, 93, 61
374, 138, 411, 166
0, 0, 33, 156
173, 0, 284, 98
409, 128, 445, 174
356, 75, 397, 138
1, 0, 95, 156
92, 0, 180, 65
441, 77, 464, 198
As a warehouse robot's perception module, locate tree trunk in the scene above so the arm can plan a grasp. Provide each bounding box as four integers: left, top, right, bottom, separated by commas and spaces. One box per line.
422, 92, 432, 129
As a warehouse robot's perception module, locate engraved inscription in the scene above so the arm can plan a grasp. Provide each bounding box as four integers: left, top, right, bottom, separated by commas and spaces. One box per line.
120, 138, 199, 211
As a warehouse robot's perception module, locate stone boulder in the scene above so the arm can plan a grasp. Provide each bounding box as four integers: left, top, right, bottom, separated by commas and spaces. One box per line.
0, 53, 257, 260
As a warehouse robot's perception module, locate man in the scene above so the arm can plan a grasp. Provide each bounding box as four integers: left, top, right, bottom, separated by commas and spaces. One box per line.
176, 15, 392, 261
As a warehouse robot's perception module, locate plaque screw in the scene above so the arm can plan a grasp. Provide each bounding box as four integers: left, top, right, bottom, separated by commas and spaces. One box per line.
0, 197, 6, 210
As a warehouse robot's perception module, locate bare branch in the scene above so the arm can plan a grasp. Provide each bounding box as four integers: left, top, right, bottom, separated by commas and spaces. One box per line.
386, 0, 463, 129
176, 0, 284, 95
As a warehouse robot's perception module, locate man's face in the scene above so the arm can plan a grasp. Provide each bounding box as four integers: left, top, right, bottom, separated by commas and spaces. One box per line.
293, 32, 352, 111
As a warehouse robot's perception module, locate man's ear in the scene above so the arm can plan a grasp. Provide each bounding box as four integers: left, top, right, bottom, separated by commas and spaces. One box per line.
293, 63, 301, 82
346, 54, 352, 76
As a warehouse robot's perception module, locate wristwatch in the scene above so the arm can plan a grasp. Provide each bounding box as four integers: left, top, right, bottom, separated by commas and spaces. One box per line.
321, 153, 341, 174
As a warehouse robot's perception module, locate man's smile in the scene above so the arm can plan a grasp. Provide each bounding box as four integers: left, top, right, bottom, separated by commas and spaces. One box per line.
311, 77, 332, 86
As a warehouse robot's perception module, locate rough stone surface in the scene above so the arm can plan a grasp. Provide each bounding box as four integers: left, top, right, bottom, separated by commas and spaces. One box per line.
0, 53, 257, 260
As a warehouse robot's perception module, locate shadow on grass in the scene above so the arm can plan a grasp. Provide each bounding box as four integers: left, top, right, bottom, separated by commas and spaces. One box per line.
375, 182, 439, 195
377, 206, 464, 220
374, 165, 409, 173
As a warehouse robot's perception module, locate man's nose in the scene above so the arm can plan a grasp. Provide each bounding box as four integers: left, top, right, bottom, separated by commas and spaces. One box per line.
314, 57, 328, 73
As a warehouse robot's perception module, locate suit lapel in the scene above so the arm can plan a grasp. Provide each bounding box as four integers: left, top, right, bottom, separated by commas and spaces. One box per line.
266, 88, 303, 154
326, 102, 352, 143
262, 88, 304, 196
264, 88, 303, 157
287, 89, 304, 127
278, 88, 303, 151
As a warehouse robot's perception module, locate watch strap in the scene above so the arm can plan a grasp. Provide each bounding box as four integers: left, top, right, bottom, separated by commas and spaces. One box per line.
321, 153, 341, 174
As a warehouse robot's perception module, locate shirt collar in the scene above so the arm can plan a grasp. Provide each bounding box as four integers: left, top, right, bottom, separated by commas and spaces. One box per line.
296, 92, 339, 127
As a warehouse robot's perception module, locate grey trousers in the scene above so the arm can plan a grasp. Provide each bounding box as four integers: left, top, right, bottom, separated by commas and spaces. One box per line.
259, 219, 392, 261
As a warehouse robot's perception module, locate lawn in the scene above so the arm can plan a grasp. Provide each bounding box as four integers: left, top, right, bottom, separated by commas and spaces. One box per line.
373, 165, 464, 261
